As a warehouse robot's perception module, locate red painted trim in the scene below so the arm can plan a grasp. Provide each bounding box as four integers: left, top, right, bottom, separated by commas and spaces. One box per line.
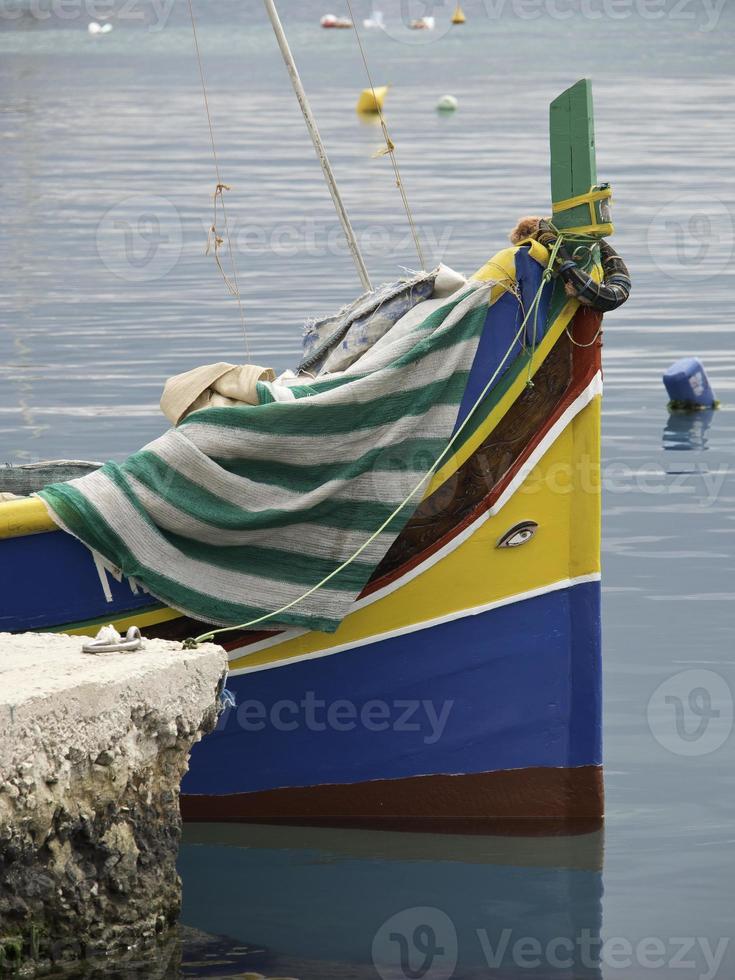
180, 763, 604, 835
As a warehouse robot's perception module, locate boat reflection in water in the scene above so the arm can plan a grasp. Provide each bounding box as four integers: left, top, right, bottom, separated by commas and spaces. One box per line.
178, 824, 603, 979
662, 409, 715, 451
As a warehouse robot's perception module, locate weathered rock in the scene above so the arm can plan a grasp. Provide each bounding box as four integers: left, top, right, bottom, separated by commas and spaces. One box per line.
0, 631, 227, 975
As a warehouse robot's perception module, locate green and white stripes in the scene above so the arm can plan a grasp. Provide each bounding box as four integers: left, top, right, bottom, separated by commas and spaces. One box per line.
40, 282, 493, 633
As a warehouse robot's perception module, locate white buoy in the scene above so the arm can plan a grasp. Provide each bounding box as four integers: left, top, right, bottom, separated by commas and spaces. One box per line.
436, 94, 458, 112
88, 20, 113, 34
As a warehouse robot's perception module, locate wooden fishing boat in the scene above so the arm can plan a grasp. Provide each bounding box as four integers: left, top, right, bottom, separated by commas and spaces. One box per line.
1, 79, 613, 833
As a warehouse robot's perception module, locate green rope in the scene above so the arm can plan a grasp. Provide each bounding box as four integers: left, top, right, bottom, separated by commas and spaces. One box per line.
191, 241, 570, 646
525, 234, 564, 387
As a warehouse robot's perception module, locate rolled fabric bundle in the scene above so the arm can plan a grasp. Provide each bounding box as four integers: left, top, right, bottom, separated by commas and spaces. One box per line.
161, 363, 276, 425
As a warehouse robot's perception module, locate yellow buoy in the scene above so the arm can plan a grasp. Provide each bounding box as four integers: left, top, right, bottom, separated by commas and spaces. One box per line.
451, 4, 466, 23
356, 85, 389, 114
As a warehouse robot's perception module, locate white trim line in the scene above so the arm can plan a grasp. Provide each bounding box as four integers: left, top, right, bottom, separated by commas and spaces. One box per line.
224, 626, 307, 657
228, 572, 601, 676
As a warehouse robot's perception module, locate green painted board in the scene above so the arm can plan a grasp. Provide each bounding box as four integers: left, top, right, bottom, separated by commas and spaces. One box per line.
549, 79, 597, 231
547, 79, 600, 312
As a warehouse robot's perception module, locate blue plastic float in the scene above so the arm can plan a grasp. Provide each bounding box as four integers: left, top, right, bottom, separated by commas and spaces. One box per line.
663, 357, 718, 410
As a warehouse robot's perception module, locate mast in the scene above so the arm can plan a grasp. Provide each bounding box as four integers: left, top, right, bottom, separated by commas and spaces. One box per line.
263, 0, 373, 292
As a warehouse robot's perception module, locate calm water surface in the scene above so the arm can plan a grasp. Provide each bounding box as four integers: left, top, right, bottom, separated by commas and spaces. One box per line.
1, 1, 734, 977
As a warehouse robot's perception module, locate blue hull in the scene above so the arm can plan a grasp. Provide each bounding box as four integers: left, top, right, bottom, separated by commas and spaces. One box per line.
182, 581, 602, 801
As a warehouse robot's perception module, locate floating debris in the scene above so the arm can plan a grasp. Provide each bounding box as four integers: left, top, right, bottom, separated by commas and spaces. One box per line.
663, 356, 719, 410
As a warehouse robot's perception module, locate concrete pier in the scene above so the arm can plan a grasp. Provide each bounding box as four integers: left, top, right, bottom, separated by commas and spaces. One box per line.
0, 631, 227, 975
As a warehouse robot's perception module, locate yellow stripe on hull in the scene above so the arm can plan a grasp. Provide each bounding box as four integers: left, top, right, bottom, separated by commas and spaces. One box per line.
0, 496, 56, 538
229, 392, 601, 672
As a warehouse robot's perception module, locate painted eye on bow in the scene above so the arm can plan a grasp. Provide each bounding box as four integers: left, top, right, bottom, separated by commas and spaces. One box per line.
496, 521, 538, 549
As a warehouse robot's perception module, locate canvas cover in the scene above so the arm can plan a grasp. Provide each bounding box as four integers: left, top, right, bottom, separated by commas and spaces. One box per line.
39, 273, 495, 633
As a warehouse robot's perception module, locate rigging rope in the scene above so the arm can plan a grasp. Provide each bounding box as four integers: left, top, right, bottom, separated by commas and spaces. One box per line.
344, 0, 427, 271
524, 234, 564, 386
543, 224, 605, 349
190, 252, 576, 645
187, 0, 250, 357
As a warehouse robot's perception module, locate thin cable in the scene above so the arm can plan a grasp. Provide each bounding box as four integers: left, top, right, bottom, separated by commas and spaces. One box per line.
192, 262, 560, 645
345, 0, 427, 270
187, 0, 250, 358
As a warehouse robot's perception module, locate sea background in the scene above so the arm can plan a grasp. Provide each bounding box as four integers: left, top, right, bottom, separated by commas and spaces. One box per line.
1, 0, 734, 976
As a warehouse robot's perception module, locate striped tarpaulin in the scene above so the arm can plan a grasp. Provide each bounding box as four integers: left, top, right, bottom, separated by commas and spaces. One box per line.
40, 281, 498, 633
